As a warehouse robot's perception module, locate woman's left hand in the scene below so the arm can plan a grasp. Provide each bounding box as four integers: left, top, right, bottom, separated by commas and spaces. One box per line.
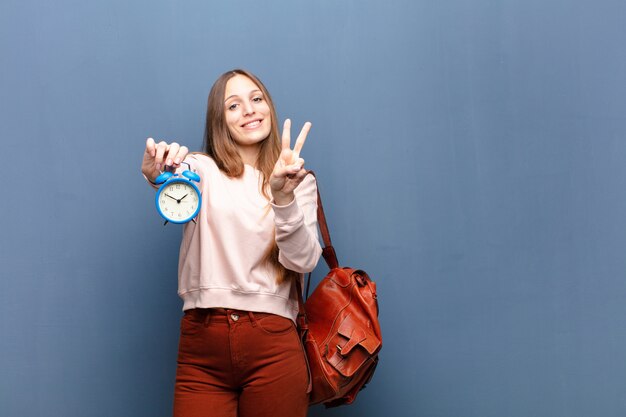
270, 119, 311, 205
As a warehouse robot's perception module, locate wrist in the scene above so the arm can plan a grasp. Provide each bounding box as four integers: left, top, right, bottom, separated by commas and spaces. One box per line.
272, 191, 294, 206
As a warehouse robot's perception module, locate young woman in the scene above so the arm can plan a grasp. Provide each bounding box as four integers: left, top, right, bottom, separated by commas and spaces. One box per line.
141, 69, 322, 417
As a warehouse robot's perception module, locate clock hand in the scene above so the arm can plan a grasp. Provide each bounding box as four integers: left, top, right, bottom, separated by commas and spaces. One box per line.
164, 193, 178, 201
177, 194, 189, 203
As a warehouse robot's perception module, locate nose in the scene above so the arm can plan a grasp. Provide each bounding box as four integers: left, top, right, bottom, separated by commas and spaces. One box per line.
242, 100, 255, 116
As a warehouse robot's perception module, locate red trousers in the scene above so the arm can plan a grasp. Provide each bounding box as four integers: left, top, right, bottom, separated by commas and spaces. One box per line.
173, 308, 309, 417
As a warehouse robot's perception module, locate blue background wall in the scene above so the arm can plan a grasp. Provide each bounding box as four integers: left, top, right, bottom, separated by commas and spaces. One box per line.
2, 1, 626, 416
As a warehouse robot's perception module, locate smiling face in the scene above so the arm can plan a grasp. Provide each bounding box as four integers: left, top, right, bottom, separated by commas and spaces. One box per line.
223, 74, 272, 162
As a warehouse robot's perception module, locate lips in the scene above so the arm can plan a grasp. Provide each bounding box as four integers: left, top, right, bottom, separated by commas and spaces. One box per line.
241, 119, 263, 129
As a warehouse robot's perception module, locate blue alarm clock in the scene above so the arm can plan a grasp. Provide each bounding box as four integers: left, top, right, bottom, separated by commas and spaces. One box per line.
154, 164, 202, 224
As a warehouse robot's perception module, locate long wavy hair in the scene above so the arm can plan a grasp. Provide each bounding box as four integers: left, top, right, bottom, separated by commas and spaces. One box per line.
202, 69, 299, 284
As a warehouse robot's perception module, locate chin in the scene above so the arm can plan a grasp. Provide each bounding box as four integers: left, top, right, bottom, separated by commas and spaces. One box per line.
248, 130, 271, 143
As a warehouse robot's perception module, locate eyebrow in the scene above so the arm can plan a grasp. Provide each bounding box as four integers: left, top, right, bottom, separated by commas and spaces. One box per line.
224, 89, 262, 103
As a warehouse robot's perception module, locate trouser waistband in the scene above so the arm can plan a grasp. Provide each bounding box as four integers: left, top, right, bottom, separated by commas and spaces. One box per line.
184, 308, 273, 326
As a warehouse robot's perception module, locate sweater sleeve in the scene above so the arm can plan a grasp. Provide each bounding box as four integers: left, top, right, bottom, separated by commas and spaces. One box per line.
271, 174, 323, 273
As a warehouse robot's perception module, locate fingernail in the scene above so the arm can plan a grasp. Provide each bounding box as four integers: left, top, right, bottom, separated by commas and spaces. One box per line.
156, 163, 161, 170
166, 159, 172, 166
174, 158, 181, 164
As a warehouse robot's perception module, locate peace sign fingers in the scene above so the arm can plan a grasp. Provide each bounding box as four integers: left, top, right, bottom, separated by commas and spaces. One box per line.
281, 119, 311, 162
271, 119, 313, 204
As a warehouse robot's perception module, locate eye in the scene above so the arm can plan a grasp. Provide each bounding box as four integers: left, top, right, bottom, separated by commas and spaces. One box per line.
227, 103, 239, 111
252, 96, 264, 103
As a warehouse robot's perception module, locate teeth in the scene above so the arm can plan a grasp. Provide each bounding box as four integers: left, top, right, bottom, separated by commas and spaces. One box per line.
243, 120, 261, 128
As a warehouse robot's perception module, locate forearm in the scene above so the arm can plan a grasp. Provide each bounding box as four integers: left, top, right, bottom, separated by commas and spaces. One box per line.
272, 176, 322, 272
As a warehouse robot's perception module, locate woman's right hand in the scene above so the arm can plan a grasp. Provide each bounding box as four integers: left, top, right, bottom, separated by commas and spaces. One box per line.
141, 138, 189, 183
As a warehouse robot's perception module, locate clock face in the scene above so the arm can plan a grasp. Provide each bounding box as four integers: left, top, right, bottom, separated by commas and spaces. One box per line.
156, 179, 201, 223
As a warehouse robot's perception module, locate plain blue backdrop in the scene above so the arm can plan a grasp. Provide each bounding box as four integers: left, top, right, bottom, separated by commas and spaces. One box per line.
2, 1, 626, 416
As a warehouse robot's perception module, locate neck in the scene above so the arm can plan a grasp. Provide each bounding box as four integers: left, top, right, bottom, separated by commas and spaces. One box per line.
237, 144, 260, 167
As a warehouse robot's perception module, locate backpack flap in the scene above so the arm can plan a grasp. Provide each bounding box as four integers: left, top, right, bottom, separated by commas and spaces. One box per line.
337, 314, 382, 355
327, 315, 382, 378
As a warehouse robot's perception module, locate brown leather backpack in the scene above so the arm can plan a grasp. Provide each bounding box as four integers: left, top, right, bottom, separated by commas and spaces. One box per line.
296, 172, 382, 408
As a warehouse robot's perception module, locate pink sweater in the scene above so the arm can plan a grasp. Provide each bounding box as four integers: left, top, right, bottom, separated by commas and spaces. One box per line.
169, 154, 322, 321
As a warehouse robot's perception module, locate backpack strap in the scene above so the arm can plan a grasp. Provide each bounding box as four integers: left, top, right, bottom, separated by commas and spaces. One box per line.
307, 170, 339, 270
297, 171, 338, 309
